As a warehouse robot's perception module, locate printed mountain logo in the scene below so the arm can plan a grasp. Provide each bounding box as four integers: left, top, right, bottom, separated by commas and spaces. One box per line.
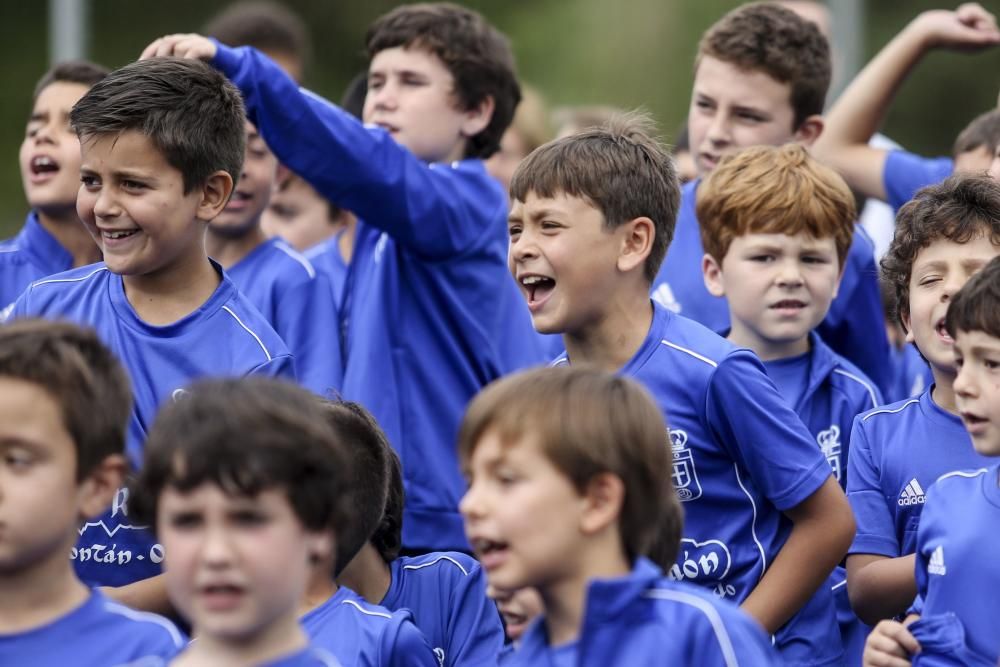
928, 545, 946, 576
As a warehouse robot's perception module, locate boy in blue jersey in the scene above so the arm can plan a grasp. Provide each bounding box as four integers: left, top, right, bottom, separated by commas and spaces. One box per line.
1, 62, 107, 309
206, 120, 342, 396
699, 144, 883, 664
0, 321, 183, 666
460, 366, 778, 666
650, 2, 891, 395
862, 256, 1000, 667
142, 3, 547, 554
845, 174, 1000, 626
332, 401, 505, 667
507, 112, 854, 666
130, 377, 351, 666
300, 399, 438, 667
813, 4, 999, 213
5, 58, 293, 594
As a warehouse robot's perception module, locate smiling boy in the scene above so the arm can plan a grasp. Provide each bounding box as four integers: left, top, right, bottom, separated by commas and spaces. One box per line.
1, 62, 108, 309
6, 58, 292, 593
845, 174, 1000, 625
143, 3, 546, 554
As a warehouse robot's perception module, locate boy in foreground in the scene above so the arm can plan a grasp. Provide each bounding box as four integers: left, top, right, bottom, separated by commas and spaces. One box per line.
460, 365, 777, 665
0, 320, 183, 665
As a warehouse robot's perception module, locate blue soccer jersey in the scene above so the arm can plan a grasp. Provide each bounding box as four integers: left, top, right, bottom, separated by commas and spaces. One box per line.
907, 465, 1000, 666
210, 43, 547, 553
556, 303, 842, 666
651, 180, 892, 397
0, 212, 75, 310
301, 585, 438, 667
6, 261, 294, 587
381, 552, 504, 667
883, 150, 953, 213
225, 237, 342, 396
846, 388, 992, 559
0, 590, 185, 666
510, 558, 777, 667
305, 232, 349, 310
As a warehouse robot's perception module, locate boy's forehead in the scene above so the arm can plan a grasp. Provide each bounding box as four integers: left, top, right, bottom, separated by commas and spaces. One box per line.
693, 55, 793, 112
32, 80, 91, 114
954, 329, 1000, 354
369, 44, 450, 77
509, 190, 597, 219
912, 233, 1000, 269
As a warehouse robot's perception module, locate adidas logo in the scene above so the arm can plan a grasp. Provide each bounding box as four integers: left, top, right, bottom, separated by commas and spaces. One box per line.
928, 546, 947, 576
652, 283, 682, 314
897, 478, 926, 506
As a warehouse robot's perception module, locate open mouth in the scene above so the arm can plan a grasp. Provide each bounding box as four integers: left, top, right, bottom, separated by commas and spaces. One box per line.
770, 299, 806, 311
199, 583, 246, 610
520, 275, 555, 307
471, 537, 509, 570
101, 229, 139, 241
225, 191, 252, 210
935, 318, 953, 344
30, 155, 59, 176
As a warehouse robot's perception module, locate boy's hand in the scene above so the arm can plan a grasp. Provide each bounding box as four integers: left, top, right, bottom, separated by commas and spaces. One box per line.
907, 3, 1000, 52
862, 619, 920, 667
140, 34, 218, 62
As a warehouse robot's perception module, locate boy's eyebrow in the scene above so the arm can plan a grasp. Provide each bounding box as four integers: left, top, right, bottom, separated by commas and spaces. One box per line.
520, 207, 565, 223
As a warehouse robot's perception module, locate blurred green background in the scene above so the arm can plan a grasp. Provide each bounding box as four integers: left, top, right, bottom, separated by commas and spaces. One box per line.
1, 0, 997, 236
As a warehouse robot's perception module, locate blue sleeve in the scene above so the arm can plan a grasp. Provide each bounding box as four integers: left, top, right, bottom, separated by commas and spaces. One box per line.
211, 43, 506, 262
689, 604, 779, 666
846, 416, 900, 557
815, 228, 893, 397
447, 564, 505, 667
247, 353, 297, 381
272, 270, 343, 397
381, 614, 440, 667
883, 151, 953, 212
706, 353, 832, 511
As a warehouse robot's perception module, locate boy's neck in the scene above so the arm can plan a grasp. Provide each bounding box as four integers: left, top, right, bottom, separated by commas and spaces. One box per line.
0, 542, 90, 633
336, 543, 392, 605
929, 366, 958, 414
180, 612, 308, 667
727, 321, 811, 362
563, 294, 654, 372
205, 224, 267, 270
337, 215, 358, 264
35, 208, 102, 268
540, 536, 632, 647
122, 250, 221, 327
300, 563, 339, 615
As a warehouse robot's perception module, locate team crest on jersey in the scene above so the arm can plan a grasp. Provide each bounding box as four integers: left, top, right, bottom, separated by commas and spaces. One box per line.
670, 429, 702, 502
816, 425, 842, 481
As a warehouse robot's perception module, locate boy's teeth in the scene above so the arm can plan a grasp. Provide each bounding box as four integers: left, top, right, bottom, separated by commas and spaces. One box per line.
105, 230, 136, 239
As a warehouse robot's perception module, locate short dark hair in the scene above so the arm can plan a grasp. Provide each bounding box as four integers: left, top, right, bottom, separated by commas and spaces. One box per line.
371, 446, 404, 564
320, 400, 392, 575
459, 366, 681, 566
698, 2, 831, 129
204, 0, 311, 79
946, 255, 1000, 340
70, 57, 246, 194
510, 111, 680, 283
882, 174, 1000, 331
340, 71, 368, 121
130, 378, 353, 537
0, 320, 131, 481
365, 2, 520, 160
953, 108, 1000, 159
32, 60, 110, 105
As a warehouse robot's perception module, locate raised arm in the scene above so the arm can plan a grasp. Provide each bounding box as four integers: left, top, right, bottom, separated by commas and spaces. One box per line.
812, 3, 999, 201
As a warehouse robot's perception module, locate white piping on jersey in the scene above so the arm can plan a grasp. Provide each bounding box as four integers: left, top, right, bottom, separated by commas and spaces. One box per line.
732, 463, 767, 580
342, 598, 392, 619
862, 398, 919, 422
660, 340, 719, 368
275, 241, 316, 279
312, 648, 343, 666
402, 554, 470, 576
830, 579, 847, 590
103, 600, 186, 647
643, 589, 739, 667
31, 266, 108, 287
0, 244, 19, 253
833, 368, 880, 408
221, 305, 273, 361
937, 468, 989, 483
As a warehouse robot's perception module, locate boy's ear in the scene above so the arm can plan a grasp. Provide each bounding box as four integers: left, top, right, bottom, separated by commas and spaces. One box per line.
616, 217, 655, 273
579, 472, 625, 536
196, 170, 235, 222
702, 253, 726, 297
460, 95, 496, 139
306, 531, 335, 566
793, 114, 824, 147
77, 454, 127, 520
901, 310, 915, 343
